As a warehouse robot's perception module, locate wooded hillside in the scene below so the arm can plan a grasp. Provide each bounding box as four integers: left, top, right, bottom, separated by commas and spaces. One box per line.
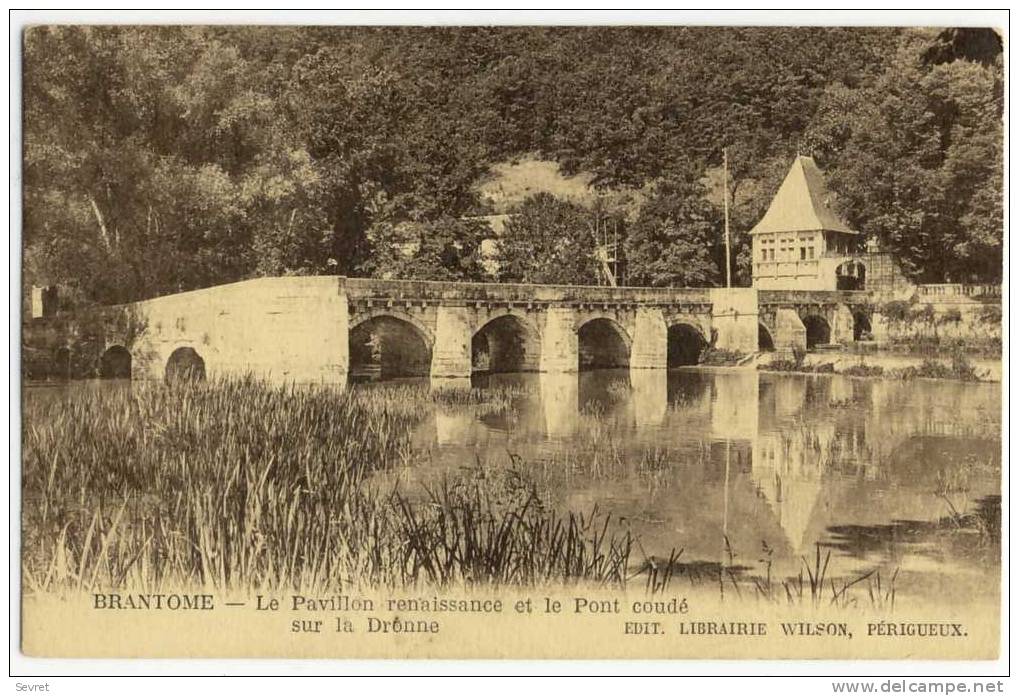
23, 26, 1003, 306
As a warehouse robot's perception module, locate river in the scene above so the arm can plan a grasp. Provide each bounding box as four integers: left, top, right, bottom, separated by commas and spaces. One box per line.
398, 369, 1001, 604
23, 368, 1001, 605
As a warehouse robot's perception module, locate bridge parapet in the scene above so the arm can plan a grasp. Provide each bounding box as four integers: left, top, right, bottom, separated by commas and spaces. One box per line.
758, 289, 872, 306
343, 277, 712, 307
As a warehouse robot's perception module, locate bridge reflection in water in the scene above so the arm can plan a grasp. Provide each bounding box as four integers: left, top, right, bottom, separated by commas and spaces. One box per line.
401, 369, 1000, 603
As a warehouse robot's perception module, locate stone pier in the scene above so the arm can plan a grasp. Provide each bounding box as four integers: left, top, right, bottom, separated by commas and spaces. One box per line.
539, 307, 579, 373
710, 288, 759, 353
430, 306, 472, 379
630, 307, 667, 370
830, 304, 855, 345
773, 308, 807, 352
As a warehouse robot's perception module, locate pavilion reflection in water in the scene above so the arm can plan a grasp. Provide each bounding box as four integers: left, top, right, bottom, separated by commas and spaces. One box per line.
416, 368, 999, 568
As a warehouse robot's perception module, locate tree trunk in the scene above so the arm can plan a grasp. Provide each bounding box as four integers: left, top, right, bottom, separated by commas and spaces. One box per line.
87, 194, 111, 251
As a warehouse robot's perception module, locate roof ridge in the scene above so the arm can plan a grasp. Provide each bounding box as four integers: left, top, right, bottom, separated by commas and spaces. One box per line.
749, 156, 856, 236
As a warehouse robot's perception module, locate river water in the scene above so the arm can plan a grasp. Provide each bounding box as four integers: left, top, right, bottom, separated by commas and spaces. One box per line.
24, 369, 1001, 604
402, 369, 1001, 604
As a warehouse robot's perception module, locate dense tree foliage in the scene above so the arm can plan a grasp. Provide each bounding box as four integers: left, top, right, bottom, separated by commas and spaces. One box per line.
361, 217, 490, 282
496, 193, 602, 285
22, 25, 1002, 307
624, 175, 723, 287
805, 29, 1004, 283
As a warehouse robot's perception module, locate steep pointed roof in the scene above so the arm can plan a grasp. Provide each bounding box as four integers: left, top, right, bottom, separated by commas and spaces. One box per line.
749, 156, 857, 235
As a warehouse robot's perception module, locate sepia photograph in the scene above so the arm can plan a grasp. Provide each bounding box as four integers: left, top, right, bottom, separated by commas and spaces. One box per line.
11, 10, 1008, 677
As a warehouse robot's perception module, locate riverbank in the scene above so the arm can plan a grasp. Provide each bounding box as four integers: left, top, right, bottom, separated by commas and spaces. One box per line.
755, 350, 1001, 383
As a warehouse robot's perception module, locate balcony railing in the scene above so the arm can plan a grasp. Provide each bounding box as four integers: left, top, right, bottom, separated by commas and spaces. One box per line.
918, 284, 1001, 298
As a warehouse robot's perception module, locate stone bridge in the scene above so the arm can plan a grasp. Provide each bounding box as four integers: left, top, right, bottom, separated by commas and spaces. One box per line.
100, 276, 872, 385
758, 289, 874, 350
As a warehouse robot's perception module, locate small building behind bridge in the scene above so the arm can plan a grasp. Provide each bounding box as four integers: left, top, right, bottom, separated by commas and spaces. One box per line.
750, 155, 867, 292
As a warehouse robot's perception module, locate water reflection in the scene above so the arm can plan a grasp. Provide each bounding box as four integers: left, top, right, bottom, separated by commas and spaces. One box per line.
431, 376, 472, 392
434, 408, 474, 446
826, 495, 1001, 562
539, 371, 578, 438
630, 369, 667, 429
710, 371, 758, 441
414, 369, 1001, 600
30, 370, 998, 602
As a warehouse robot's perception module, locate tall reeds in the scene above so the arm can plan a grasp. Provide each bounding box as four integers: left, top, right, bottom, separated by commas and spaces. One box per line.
22, 378, 634, 594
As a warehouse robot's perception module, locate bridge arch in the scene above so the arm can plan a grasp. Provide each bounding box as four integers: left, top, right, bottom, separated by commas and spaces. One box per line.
472, 313, 541, 374
758, 323, 776, 352
349, 312, 433, 382
165, 346, 206, 383
577, 317, 631, 370
802, 314, 831, 349
853, 311, 873, 341
667, 322, 707, 367
349, 309, 434, 347
100, 345, 132, 379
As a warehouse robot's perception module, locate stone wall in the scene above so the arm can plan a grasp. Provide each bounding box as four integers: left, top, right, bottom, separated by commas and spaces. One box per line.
122, 276, 349, 384
853, 252, 915, 299
871, 295, 1001, 353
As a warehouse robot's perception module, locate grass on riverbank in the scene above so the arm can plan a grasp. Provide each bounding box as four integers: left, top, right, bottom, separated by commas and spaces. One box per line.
698, 349, 748, 366
22, 378, 912, 609
881, 335, 1001, 360
761, 353, 984, 382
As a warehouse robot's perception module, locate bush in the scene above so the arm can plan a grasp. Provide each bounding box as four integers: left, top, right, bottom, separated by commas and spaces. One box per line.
886, 334, 999, 359
760, 359, 800, 373
881, 299, 913, 323
910, 304, 936, 324
760, 358, 833, 375
894, 354, 981, 382
939, 308, 963, 325
842, 364, 884, 377
979, 305, 1002, 325
950, 353, 980, 381
896, 359, 950, 380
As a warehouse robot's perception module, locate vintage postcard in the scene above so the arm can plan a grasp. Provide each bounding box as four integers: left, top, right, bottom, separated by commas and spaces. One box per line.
17, 20, 1005, 663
